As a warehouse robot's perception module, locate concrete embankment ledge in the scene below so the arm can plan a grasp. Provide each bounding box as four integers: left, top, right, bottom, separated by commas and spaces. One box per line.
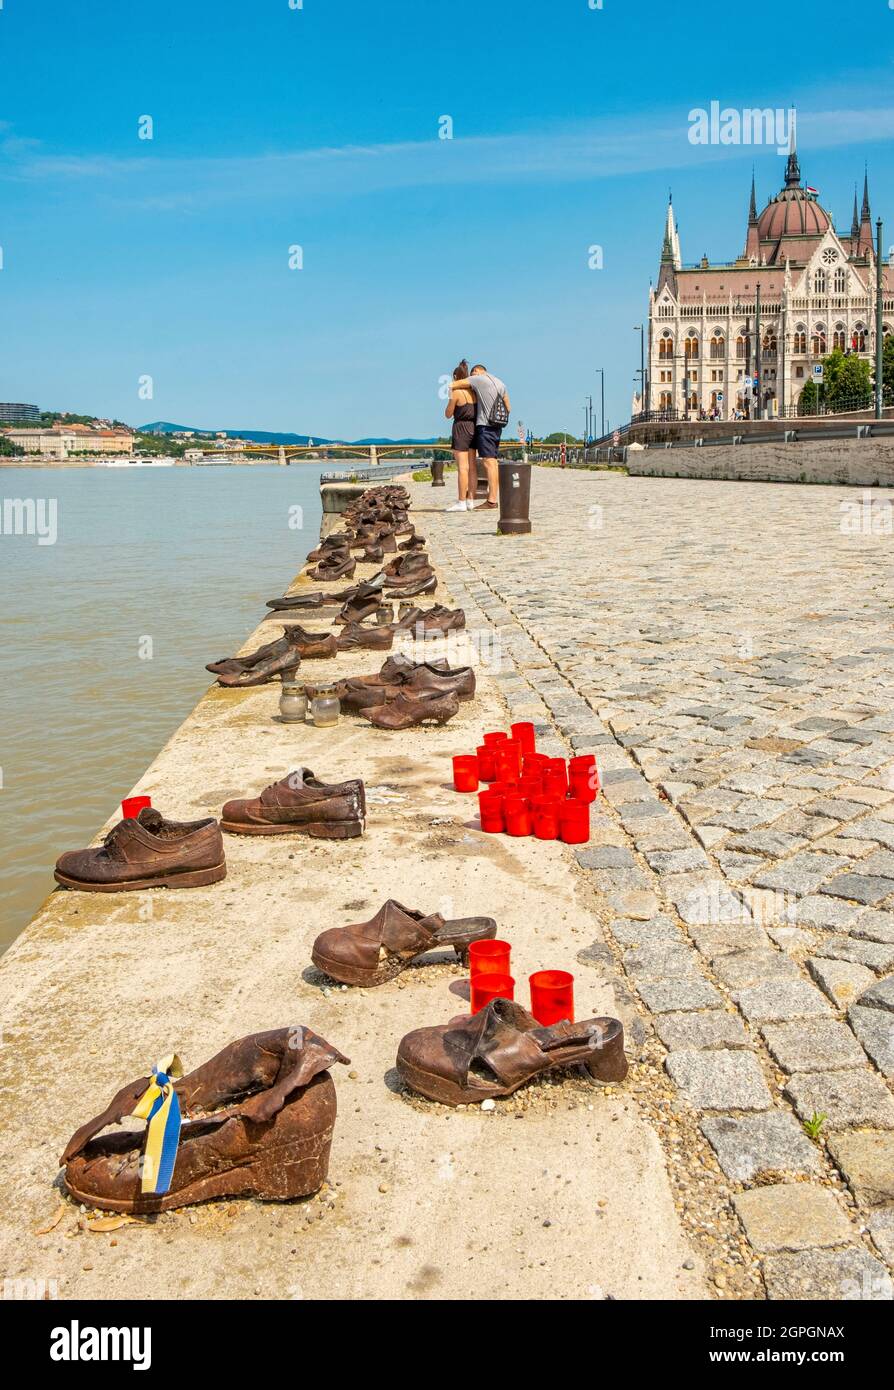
0, 487, 707, 1301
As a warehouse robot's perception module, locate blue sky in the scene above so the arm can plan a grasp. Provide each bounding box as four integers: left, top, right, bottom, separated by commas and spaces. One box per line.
2, 0, 894, 438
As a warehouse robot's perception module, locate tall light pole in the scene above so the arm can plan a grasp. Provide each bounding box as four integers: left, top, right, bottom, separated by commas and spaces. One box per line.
755, 282, 762, 421
876, 218, 885, 419
633, 325, 645, 413
595, 368, 605, 435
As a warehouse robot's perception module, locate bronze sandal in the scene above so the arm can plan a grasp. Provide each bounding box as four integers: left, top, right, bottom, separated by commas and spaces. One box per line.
397, 998, 628, 1105
311, 899, 497, 986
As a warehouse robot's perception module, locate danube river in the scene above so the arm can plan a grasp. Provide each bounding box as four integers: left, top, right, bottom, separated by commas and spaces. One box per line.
0, 464, 327, 950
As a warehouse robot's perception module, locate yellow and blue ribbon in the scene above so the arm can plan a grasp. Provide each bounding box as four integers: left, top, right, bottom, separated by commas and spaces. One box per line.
131, 1054, 183, 1195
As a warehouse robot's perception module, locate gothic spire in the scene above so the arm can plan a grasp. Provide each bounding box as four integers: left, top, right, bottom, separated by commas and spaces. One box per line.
861, 167, 871, 223
851, 186, 860, 240
748, 170, 757, 223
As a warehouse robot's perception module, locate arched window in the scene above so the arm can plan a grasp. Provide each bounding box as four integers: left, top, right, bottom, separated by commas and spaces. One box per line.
762, 331, 777, 357
833, 268, 846, 294
833, 324, 846, 351
812, 324, 826, 355
852, 324, 866, 351
684, 333, 699, 360
884, 324, 893, 340
814, 268, 826, 295
687, 390, 698, 410
710, 332, 725, 359
658, 391, 673, 411
793, 326, 807, 354
658, 332, 674, 360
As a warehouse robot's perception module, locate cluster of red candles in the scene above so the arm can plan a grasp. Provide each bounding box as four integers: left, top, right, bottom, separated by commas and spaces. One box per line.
452, 722, 598, 844
469, 939, 574, 1024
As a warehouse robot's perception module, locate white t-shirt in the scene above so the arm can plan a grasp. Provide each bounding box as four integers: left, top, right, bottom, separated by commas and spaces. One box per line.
468, 373, 507, 426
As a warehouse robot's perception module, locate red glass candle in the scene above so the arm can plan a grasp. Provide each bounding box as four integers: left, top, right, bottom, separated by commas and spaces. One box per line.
503, 795, 532, 836
468, 939, 512, 976
476, 744, 498, 782
471, 973, 515, 1014
559, 799, 590, 844
543, 767, 567, 799
529, 970, 575, 1026
122, 796, 152, 820
483, 731, 509, 748
524, 753, 549, 775
548, 758, 569, 791
569, 768, 599, 804
478, 791, 504, 834
532, 795, 561, 840
452, 755, 479, 793
517, 774, 543, 801
495, 740, 523, 782
510, 721, 536, 755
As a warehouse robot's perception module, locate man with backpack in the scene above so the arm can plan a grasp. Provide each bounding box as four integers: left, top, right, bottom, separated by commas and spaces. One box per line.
450, 364, 511, 510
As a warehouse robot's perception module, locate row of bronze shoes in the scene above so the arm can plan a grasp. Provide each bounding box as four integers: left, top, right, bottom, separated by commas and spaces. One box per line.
59, 899, 629, 1213
204, 484, 470, 726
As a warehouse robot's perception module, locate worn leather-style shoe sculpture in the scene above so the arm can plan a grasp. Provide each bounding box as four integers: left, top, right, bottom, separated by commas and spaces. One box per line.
60, 1027, 348, 1212
336, 623, 394, 652
312, 900, 498, 986
55, 808, 226, 892
308, 554, 356, 582
387, 573, 437, 599
393, 605, 465, 636
264, 592, 325, 613
215, 629, 336, 685
397, 999, 628, 1106
333, 594, 382, 626
306, 535, 353, 563
221, 769, 365, 838
364, 689, 460, 728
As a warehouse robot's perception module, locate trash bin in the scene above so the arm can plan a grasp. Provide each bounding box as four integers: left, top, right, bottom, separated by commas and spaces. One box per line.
497, 460, 532, 535
431, 458, 446, 487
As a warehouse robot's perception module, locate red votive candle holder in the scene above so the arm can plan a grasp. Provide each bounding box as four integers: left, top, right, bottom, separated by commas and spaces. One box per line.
543, 766, 568, 799
478, 791, 504, 834
471, 973, 515, 1014
559, 799, 590, 844
503, 795, 533, 836
569, 767, 599, 804
122, 796, 152, 820
529, 970, 575, 1026
510, 721, 536, 755
468, 939, 512, 977
483, 731, 509, 748
476, 744, 498, 782
495, 741, 523, 782
517, 774, 544, 801
532, 795, 561, 840
452, 755, 479, 793
524, 753, 549, 775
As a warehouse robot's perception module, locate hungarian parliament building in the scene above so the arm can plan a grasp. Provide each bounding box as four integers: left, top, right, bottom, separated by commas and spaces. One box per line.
644, 146, 891, 420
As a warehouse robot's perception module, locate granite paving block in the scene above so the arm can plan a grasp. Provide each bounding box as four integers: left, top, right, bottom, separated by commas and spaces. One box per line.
733, 1183, 852, 1253
814, 936, 894, 972
820, 873, 894, 905
690, 924, 771, 956
789, 895, 864, 930
700, 1111, 821, 1181
807, 957, 877, 1009
784, 1069, 894, 1129
654, 1011, 751, 1052
753, 852, 849, 897
665, 1048, 772, 1111
635, 977, 724, 1014
760, 1019, 867, 1074
762, 1248, 892, 1300
622, 943, 702, 980
851, 910, 894, 944
854, 974, 894, 1012
847, 1005, 894, 1076
868, 1210, 894, 1264
735, 980, 832, 1023
606, 915, 683, 946
575, 845, 638, 871
826, 1130, 894, 1207
712, 949, 801, 990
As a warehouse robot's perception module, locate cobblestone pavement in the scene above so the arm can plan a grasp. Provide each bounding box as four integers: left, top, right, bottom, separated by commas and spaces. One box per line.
416, 468, 894, 1300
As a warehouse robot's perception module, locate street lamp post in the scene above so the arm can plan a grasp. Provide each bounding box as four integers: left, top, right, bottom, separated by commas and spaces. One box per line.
876, 218, 885, 420
755, 282, 762, 422
594, 368, 605, 437
633, 325, 645, 411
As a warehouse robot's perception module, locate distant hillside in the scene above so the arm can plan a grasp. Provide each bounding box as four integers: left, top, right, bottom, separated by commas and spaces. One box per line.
139, 422, 439, 446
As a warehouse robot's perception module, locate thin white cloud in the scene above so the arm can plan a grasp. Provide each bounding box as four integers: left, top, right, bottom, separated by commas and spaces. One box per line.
4, 106, 894, 209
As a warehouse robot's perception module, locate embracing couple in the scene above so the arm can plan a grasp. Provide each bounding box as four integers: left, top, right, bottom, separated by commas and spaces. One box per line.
444, 361, 510, 512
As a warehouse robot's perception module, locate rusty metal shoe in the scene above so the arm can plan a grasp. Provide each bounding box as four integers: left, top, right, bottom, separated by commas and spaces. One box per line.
308, 554, 356, 582
333, 595, 382, 626
329, 573, 386, 602
336, 623, 394, 652
386, 573, 437, 599
384, 551, 430, 578
54, 807, 226, 893
60, 1027, 349, 1213
312, 900, 498, 986
217, 631, 337, 684
264, 592, 325, 612
306, 535, 353, 563
392, 605, 465, 637
397, 1000, 628, 1106
405, 662, 475, 700
364, 689, 460, 729
221, 769, 366, 838
207, 631, 293, 676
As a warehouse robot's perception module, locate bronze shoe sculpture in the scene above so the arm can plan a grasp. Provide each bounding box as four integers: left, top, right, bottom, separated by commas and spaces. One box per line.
60, 1027, 348, 1212
216, 630, 337, 685
386, 573, 437, 599
364, 689, 460, 729
336, 622, 394, 652
221, 769, 365, 838
312, 900, 498, 986
54, 807, 226, 893
397, 1000, 628, 1106
308, 554, 356, 582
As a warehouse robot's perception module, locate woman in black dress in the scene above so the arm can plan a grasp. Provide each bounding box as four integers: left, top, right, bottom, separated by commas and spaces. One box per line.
444, 359, 477, 511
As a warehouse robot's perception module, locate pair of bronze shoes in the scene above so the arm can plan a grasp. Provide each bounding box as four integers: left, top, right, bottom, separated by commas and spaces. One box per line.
312, 899, 629, 1106
209, 627, 338, 685
306, 654, 473, 728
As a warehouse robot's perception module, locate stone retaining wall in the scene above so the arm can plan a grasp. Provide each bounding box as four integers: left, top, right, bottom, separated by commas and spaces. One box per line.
627, 438, 894, 486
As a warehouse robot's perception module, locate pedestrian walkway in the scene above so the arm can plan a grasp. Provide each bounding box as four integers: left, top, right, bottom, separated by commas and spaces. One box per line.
419, 469, 894, 1299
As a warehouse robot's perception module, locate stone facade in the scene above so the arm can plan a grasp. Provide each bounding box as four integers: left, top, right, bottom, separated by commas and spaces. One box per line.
646, 148, 893, 422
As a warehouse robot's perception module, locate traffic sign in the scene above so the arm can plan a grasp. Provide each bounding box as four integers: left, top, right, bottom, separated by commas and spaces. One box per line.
813, 364, 824, 381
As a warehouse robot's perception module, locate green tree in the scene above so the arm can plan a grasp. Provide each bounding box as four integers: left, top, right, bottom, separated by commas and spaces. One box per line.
875, 333, 894, 406
797, 379, 818, 415
0, 435, 25, 456
825, 351, 871, 412
543, 431, 581, 444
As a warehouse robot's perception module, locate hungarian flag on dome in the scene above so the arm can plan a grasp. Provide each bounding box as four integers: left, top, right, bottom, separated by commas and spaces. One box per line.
805, 185, 819, 196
